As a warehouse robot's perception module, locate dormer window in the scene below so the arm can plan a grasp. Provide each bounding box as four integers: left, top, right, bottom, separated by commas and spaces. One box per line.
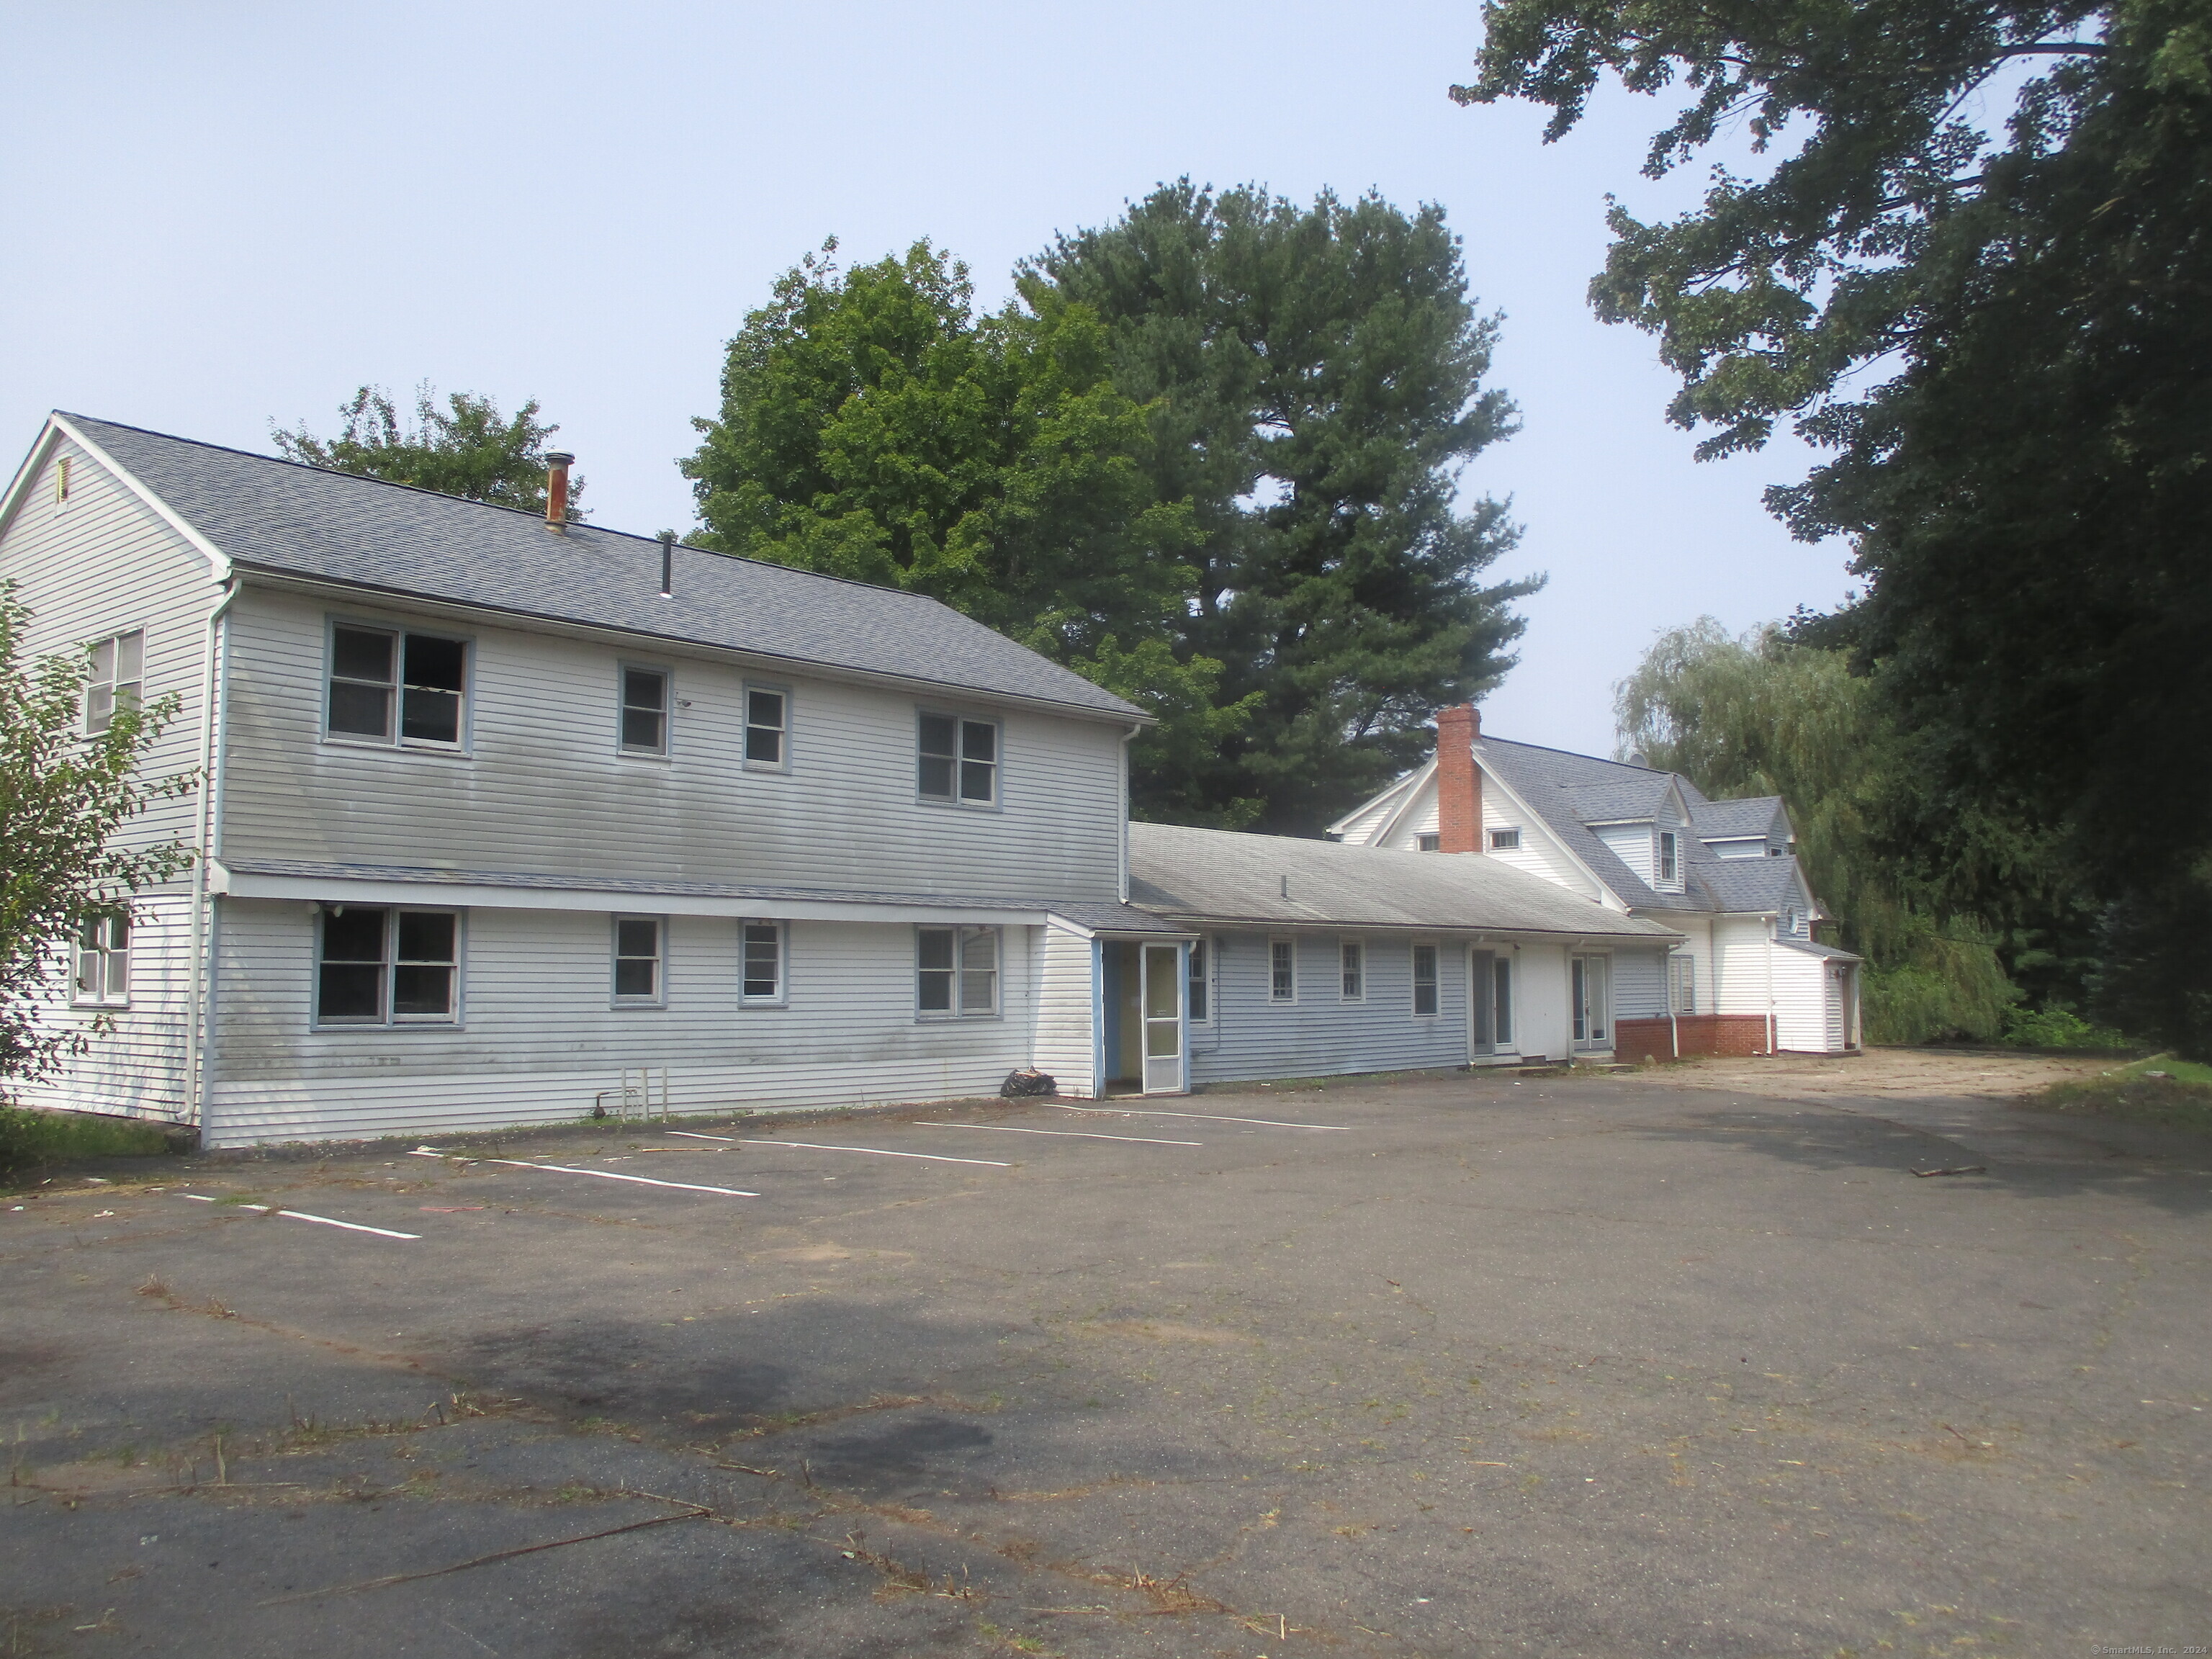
1658, 830, 1678, 884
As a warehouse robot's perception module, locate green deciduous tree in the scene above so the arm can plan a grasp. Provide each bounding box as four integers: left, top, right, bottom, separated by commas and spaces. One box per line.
272, 383, 585, 518
1030, 182, 1539, 832
683, 240, 1249, 804
1461, 0, 2212, 1055
0, 584, 194, 1101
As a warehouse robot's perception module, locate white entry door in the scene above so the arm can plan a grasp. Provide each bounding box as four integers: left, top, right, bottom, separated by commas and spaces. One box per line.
1570, 954, 1611, 1052
1141, 943, 1184, 1094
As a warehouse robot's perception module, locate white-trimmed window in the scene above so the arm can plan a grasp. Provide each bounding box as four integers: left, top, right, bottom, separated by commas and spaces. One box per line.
613, 916, 665, 1005
73, 912, 130, 1007
1411, 943, 1439, 1016
1658, 830, 1680, 885
316, 907, 460, 1025
918, 925, 998, 1017
1670, 954, 1698, 1014
918, 713, 997, 804
1489, 827, 1521, 851
619, 666, 670, 755
1416, 832, 1441, 853
1269, 938, 1296, 1003
326, 624, 467, 747
742, 920, 785, 1004
1187, 937, 1211, 1022
85, 631, 144, 735
1339, 940, 1364, 1002
745, 686, 788, 769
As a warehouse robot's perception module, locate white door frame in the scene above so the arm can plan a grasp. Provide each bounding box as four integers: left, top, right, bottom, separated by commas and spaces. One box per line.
1139, 940, 1186, 1094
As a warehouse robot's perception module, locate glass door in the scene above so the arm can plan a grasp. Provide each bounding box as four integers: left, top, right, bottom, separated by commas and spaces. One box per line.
1470, 949, 1496, 1054
1141, 943, 1184, 1094
1571, 955, 1610, 1051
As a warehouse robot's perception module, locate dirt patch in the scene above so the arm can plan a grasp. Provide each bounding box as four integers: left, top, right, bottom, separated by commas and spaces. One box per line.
1650, 1047, 2108, 1100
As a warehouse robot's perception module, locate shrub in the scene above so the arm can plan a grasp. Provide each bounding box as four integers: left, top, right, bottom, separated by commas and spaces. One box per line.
2000, 1004, 2132, 1051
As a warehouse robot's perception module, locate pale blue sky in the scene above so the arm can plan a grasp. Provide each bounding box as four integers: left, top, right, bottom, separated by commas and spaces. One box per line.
1, 0, 1852, 756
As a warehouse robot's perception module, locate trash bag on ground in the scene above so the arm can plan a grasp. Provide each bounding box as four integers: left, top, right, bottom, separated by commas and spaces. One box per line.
1000, 1067, 1056, 1098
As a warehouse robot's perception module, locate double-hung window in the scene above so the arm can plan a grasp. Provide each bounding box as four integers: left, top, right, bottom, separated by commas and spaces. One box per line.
745, 687, 788, 768
327, 624, 467, 747
1670, 954, 1697, 1015
84, 631, 144, 734
1187, 938, 1210, 1023
1658, 830, 1679, 885
917, 925, 998, 1017
1411, 943, 1439, 1016
613, 916, 665, 1005
742, 921, 785, 1004
1269, 938, 1296, 1003
317, 907, 460, 1025
918, 714, 997, 805
73, 912, 130, 1007
620, 667, 669, 755
1340, 940, 1364, 1002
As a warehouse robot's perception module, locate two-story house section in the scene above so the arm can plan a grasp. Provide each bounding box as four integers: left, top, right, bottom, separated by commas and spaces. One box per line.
1328, 706, 1861, 1056
0, 413, 1192, 1146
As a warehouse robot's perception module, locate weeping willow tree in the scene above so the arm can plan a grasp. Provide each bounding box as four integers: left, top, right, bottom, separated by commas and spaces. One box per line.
1615, 619, 2018, 1044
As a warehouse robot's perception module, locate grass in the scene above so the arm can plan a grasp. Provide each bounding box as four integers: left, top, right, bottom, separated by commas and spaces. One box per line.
0, 1104, 179, 1174
2033, 1053, 2212, 1133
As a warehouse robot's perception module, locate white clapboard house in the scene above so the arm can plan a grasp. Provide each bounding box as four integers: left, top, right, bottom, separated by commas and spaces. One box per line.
4, 414, 1681, 1146
1329, 706, 1862, 1056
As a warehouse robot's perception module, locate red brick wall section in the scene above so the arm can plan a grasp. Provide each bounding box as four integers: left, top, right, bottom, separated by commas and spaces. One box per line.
1436, 703, 1482, 855
1613, 1015, 1771, 1061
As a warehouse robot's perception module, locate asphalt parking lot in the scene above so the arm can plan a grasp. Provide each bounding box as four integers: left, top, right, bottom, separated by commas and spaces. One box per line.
6, 1062, 2208, 1658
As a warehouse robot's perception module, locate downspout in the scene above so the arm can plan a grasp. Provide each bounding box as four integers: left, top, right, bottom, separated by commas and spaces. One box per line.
1763, 912, 1777, 1056
1117, 724, 1139, 903
183, 579, 238, 1133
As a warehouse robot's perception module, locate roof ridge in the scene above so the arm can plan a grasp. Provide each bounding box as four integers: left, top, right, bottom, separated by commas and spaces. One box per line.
56, 410, 989, 616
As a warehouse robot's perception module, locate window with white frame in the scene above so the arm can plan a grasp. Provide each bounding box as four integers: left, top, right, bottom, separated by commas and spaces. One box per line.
1658, 830, 1680, 884
316, 907, 459, 1025
742, 921, 785, 1003
619, 667, 669, 755
326, 624, 467, 747
745, 687, 788, 768
1489, 827, 1521, 851
612, 916, 665, 1004
73, 912, 130, 1007
1187, 936, 1210, 1022
1670, 954, 1698, 1014
84, 631, 144, 734
1340, 940, 1364, 1001
1269, 938, 1296, 1002
918, 713, 997, 804
1411, 943, 1439, 1016
1416, 832, 1442, 853
917, 925, 998, 1016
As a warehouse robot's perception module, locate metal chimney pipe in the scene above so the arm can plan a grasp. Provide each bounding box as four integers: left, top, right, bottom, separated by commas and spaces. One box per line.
658, 530, 675, 598
544, 451, 575, 530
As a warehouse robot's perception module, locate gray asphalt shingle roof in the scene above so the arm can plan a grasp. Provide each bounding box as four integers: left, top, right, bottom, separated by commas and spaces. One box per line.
1128, 823, 1678, 940
63, 414, 1143, 722
1690, 796, 1786, 840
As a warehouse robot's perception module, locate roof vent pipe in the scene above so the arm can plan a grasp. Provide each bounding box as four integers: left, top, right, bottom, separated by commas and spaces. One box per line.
658, 530, 675, 598
544, 451, 575, 531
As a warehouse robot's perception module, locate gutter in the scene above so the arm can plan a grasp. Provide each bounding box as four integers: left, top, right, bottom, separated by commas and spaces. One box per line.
183, 577, 238, 1132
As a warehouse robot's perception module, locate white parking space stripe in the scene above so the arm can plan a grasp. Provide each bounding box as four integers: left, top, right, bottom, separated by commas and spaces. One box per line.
920, 1123, 1201, 1148
665, 1131, 1012, 1168
1053, 1105, 1350, 1131
410, 1148, 757, 1197
180, 1193, 421, 1240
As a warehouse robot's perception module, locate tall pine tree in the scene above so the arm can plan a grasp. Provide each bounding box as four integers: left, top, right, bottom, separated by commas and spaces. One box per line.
1030, 182, 1539, 832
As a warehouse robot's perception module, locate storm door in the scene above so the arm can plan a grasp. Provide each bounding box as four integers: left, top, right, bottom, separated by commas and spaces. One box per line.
1570, 954, 1611, 1052
1140, 943, 1184, 1094
1470, 949, 1496, 1055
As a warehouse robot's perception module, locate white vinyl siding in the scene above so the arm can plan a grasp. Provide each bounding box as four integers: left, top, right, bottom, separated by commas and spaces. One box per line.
1772, 948, 1835, 1053
217, 587, 1126, 902
203, 903, 1043, 1146
0, 436, 212, 1122
1030, 923, 1099, 1100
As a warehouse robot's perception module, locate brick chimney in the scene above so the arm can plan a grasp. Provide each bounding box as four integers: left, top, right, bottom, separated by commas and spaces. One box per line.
544, 451, 575, 531
1435, 702, 1483, 854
